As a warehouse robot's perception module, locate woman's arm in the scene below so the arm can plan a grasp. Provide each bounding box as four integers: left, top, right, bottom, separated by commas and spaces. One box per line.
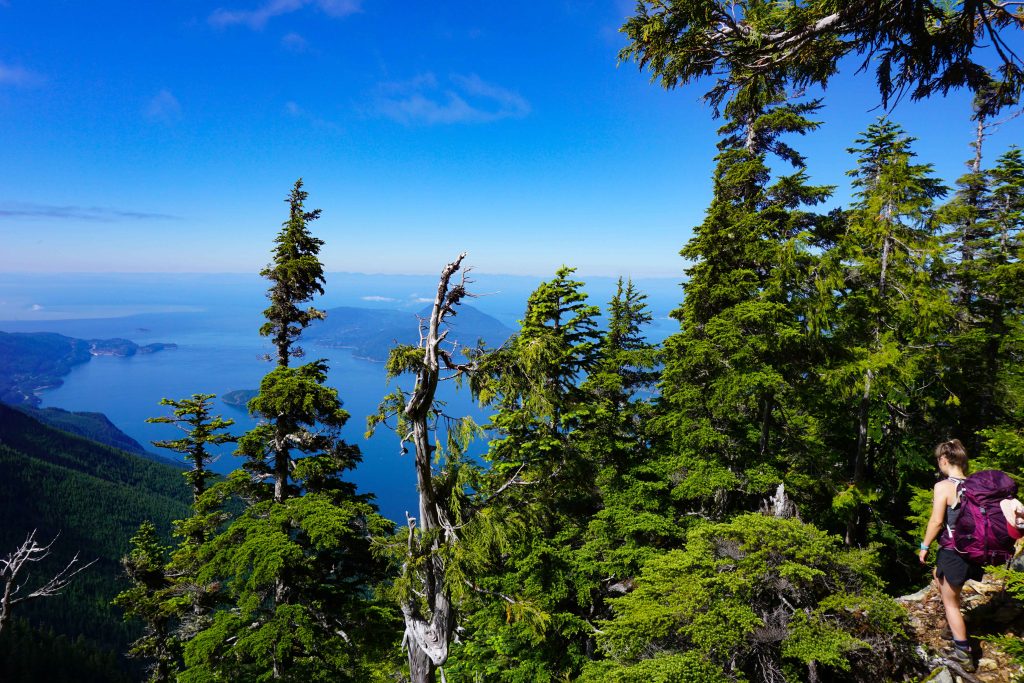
918, 481, 951, 564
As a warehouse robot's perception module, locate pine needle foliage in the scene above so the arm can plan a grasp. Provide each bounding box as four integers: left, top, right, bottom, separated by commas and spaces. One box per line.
146, 394, 236, 503
259, 178, 326, 367
115, 395, 237, 681
583, 514, 915, 682
447, 267, 606, 681
936, 145, 1024, 472
113, 521, 178, 683
619, 0, 1024, 113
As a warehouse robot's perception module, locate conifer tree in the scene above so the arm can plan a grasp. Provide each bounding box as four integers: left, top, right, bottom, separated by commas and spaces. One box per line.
446, 267, 604, 679
932, 117, 1024, 446
655, 86, 834, 520
819, 119, 948, 547
576, 278, 667, 597
933, 106, 996, 451
115, 395, 236, 680
146, 394, 236, 505
113, 522, 177, 683
582, 514, 916, 682
254, 178, 328, 503
971, 146, 1024, 472
173, 180, 392, 682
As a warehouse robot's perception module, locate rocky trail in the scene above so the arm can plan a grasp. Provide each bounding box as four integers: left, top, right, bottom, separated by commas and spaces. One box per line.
899, 573, 1024, 682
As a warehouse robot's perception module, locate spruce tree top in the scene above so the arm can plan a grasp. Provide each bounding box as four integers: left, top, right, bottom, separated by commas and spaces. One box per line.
260, 179, 327, 366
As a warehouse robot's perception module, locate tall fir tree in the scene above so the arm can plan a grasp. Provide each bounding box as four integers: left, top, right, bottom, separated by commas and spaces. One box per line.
972, 146, 1024, 473
575, 278, 667, 602
113, 522, 177, 683
170, 180, 393, 682
655, 86, 834, 521
115, 394, 237, 681
254, 178, 328, 503
146, 394, 236, 506
447, 267, 604, 680
935, 122, 1024, 445
817, 119, 948, 550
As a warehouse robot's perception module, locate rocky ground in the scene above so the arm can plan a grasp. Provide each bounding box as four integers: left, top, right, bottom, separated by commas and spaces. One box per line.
899, 573, 1024, 682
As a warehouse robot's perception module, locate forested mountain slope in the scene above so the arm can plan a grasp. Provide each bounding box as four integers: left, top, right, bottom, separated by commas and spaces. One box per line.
0, 403, 191, 680
11, 404, 180, 466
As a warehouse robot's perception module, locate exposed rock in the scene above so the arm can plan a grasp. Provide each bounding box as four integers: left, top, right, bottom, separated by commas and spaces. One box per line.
978, 658, 999, 672
901, 571, 1024, 683
901, 585, 933, 602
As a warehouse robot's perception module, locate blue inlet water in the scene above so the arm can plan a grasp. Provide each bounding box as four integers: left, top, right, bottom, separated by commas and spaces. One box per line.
32, 309, 484, 523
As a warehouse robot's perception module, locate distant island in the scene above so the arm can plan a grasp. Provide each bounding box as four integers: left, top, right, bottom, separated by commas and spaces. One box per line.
88, 339, 177, 356
304, 304, 514, 362
221, 389, 258, 409
0, 331, 176, 406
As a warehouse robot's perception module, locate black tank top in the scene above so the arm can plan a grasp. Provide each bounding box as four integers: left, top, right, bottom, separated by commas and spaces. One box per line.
939, 476, 965, 548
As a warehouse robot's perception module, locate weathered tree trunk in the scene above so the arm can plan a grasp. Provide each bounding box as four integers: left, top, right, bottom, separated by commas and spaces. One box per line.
401, 254, 467, 683
273, 424, 289, 504
406, 644, 435, 683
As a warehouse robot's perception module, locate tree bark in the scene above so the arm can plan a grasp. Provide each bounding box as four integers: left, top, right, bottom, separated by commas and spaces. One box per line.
401, 254, 467, 683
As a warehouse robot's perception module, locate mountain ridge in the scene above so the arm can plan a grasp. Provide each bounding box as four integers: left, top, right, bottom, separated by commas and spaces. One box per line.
305, 303, 514, 362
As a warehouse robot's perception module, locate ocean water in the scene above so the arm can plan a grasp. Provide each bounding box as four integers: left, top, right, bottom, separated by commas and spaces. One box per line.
28, 310, 481, 523
3, 272, 684, 522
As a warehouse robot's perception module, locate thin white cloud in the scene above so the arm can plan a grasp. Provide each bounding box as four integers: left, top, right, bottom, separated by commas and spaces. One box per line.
210, 0, 361, 29
146, 89, 182, 123
374, 72, 530, 126
30, 304, 43, 311
377, 72, 438, 95
0, 61, 44, 87
0, 202, 180, 221
412, 297, 433, 303
283, 100, 342, 132
361, 295, 397, 302
281, 32, 309, 52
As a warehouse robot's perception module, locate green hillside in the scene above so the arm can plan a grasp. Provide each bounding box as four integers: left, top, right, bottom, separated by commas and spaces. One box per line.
12, 404, 179, 466
0, 403, 191, 681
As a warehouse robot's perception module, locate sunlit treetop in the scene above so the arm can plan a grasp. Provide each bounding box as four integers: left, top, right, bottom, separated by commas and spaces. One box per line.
620, 0, 1024, 113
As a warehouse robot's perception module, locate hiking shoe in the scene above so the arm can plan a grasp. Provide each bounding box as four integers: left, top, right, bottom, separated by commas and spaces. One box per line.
948, 645, 976, 673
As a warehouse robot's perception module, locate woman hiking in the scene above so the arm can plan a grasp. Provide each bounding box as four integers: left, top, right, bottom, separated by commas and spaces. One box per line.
918, 438, 980, 671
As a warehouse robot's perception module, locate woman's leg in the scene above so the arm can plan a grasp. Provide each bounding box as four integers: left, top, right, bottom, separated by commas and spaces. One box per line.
936, 575, 967, 641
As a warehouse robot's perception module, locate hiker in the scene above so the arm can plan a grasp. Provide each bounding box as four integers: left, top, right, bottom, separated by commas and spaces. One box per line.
918, 439, 979, 669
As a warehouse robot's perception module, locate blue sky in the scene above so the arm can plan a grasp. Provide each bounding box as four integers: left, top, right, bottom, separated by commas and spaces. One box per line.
0, 1, 1021, 277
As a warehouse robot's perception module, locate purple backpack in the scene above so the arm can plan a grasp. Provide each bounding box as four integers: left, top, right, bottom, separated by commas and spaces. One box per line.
950, 470, 1019, 566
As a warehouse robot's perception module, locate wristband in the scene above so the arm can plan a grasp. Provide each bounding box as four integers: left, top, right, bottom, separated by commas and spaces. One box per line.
919, 543, 929, 551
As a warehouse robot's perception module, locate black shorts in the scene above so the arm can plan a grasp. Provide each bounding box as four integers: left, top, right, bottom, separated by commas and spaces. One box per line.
936, 548, 984, 588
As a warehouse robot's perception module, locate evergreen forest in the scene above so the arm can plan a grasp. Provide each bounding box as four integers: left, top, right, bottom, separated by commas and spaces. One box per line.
4, 2, 1024, 681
